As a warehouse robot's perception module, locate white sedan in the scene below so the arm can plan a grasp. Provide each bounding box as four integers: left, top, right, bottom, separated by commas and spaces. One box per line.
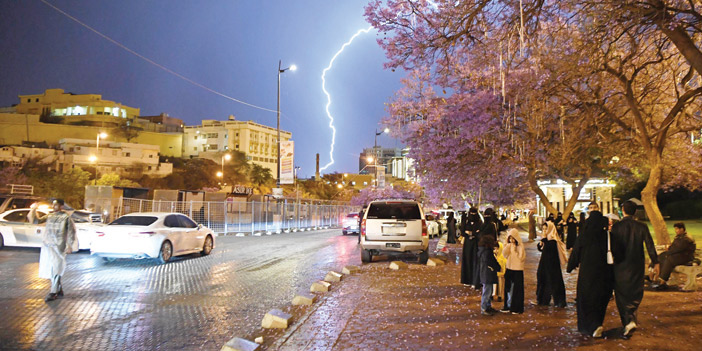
0, 208, 102, 250
90, 212, 216, 264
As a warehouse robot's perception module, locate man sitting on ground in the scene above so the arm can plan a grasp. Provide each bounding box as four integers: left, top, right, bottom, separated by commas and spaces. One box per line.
654, 222, 696, 291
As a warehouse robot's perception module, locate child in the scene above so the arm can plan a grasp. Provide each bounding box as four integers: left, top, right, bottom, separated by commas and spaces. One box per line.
501, 228, 526, 314
494, 241, 507, 302
478, 234, 501, 315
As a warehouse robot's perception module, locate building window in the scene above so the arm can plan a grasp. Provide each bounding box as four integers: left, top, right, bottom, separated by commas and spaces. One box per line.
235, 144, 239, 149
193, 136, 197, 140
124, 152, 131, 157
149, 154, 153, 158
193, 147, 197, 151
27, 99, 31, 103
35, 98, 39, 102
209, 144, 218, 150
148, 166, 152, 170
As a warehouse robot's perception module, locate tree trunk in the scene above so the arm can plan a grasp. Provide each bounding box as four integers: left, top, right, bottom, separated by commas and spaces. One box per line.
562, 176, 590, 218
655, 16, 702, 78
526, 169, 557, 215
640, 153, 670, 245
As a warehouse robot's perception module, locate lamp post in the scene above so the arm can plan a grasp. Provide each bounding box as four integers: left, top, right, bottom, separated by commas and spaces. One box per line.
93, 132, 107, 185
221, 153, 232, 188
277, 60, 297, 188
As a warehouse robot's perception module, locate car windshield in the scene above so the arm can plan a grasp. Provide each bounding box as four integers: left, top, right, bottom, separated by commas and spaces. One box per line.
109, 216, 158, 226
367, 203, 421, 220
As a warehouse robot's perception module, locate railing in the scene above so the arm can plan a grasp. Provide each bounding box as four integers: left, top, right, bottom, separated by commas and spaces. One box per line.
115, 197, 356, 235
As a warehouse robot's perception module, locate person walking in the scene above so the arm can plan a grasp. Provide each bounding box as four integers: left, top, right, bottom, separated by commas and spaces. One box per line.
480, 208, 499, 241
446, 212, 457, 244
30, 199, 77, 302
555, 212, 566, 241
610, 200, 660, 337
478, 234, 501, 315
528, 210, 537, 242
536, 221, 567, 307
566, 212, 578, 250
501, 228, 525, 314
566, 201, 613, 338
653, 222, 696, 290
460, 208, 482, 288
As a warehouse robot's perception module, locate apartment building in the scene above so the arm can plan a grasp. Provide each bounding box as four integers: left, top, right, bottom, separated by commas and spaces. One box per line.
183, 116, 292, 178
16, 88, 140, 120
59, 138, 172, 178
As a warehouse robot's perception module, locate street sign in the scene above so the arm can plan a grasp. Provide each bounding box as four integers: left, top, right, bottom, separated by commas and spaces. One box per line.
280, 141, 294, 184
376, 166, 386, 188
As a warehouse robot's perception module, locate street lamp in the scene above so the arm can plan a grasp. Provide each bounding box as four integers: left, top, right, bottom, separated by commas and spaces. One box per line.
374, 127, 390, 148
277, 60, 297, 188
221, 153, 232, 188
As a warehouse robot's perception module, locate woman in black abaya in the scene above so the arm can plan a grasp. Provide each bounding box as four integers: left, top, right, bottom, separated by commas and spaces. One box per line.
566, 212, 578, 250
536, 221, 567, 307
446, 212, 457, 244
460, 208, 483, 287
566, 206, 613, 337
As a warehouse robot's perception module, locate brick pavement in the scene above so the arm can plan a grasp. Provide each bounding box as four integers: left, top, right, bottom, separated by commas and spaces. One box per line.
267, 229, 702, 351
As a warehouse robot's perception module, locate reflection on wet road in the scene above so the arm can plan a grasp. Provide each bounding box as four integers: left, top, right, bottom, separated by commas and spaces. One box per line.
0, 229, 359, 350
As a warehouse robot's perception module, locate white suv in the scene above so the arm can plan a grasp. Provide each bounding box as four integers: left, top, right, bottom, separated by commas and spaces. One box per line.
360, 200, 429, 263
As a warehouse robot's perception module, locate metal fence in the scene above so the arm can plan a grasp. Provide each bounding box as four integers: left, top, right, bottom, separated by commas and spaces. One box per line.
116, 197, 357, 235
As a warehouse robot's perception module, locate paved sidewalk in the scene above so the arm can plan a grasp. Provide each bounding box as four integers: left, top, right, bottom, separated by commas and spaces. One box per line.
263, 230, 702, 350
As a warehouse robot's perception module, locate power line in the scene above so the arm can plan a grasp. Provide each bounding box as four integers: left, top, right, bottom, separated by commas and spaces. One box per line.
39, 0, 278, 113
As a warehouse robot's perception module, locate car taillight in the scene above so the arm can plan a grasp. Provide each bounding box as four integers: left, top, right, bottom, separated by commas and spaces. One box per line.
361, 219, 366, 236
421, 219, 427, 237
96, 231, 105, 237
139, 231, 156, 235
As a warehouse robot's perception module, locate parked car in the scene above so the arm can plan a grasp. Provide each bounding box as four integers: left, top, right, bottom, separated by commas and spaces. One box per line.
90, 212, 216, 264
0, 194, 45, 214
342, 213, 360, 235
0, 208, 102, 250
360, 200, 429, 264
425, 214, 440, 239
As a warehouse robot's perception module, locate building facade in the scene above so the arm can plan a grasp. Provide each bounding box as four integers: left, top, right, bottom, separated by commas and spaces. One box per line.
358, 147, 401, 175
59, 138, 172, 178
182, 116, 292, 178
536, 178, 616, 217
16, 88, 140, 120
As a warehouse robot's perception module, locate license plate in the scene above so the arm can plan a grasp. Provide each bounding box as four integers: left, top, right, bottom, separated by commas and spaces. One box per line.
386, 243, 400, 248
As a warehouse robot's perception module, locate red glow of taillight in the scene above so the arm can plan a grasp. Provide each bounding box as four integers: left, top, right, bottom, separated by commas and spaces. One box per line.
421, 219, 427, 237
96, 231, 105, 237
361, 219, 366, 236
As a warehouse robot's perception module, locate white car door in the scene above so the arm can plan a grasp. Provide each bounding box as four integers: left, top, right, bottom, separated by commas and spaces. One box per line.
163, 215, 187, 255
1, 210, 45, 247
177, 215, 201, 252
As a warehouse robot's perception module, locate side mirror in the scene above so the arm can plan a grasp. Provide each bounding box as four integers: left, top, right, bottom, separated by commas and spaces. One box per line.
198, 223, 203, 229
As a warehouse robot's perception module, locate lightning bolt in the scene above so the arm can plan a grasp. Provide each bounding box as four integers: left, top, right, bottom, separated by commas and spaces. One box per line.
320, 26, 373, 172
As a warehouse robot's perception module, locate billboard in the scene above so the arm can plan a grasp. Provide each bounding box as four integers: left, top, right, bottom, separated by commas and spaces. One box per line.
376, 165, 386, 188
280, 140, 295, 184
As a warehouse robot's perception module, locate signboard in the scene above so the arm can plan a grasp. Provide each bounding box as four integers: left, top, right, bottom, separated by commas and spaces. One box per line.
376, 165, 386, 188
272, 187, 283, 199
578, 187, 593, 201
280, 141, 294, 185
231, 185, 253, 196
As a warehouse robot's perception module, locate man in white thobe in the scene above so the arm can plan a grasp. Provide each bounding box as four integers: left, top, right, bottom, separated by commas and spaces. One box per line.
31, 199, 76, 302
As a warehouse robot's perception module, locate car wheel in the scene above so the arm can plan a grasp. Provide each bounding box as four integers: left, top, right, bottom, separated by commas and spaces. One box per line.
342, 230, 347, 235
0, 233, 4, 249
418, 250, 429, 264
158, 240, 173, 264
201, 235, 213, 256
361, 249, 372, 263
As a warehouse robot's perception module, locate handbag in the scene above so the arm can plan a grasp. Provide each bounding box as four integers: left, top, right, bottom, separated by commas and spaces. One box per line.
606, 231, 614, 264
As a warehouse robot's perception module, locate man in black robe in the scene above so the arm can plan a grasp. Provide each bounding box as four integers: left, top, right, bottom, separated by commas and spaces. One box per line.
566, 201, 612, 338
610, 200, 659, 338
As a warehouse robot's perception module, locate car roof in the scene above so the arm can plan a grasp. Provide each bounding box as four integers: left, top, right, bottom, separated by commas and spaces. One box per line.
119, 212, 187, 218
369, 199, 419, 204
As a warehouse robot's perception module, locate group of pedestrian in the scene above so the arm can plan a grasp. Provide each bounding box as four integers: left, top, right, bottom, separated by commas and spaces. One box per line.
456, 200, 674, 339
459, 207, 526, 315
567, 201, 659, 338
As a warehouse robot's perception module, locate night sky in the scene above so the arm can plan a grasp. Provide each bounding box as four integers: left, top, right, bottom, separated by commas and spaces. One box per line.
0, 0, 405, 177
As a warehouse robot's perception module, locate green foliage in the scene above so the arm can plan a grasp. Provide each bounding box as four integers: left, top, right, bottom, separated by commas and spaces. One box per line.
662, 200, 702, 220
38, 108, 64, 124
96, 173, 141, 187
29, 167, 91, 208
111, 121, 142, 142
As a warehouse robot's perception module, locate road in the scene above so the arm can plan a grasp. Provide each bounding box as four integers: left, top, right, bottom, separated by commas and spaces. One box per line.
0, 229, 361, 350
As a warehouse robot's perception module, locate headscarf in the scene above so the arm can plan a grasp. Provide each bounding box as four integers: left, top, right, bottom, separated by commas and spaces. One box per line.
544, 221, 568, 266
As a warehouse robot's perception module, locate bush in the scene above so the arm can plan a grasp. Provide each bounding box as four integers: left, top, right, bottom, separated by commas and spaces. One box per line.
662, 199, 702, 220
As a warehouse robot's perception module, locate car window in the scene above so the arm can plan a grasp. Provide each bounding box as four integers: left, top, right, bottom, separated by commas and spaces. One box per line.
163, 215, 181, 228
177, 215, 198, 228
366, 203, 422, 220
9, 198, 36, 209
3, 210, 30, 223
110, 216, 158, 226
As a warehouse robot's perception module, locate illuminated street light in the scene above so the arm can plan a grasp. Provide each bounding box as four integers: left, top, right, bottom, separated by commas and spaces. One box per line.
366, 156, 374, 163
277, 60, 297, 188
216, 171, 223, 178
